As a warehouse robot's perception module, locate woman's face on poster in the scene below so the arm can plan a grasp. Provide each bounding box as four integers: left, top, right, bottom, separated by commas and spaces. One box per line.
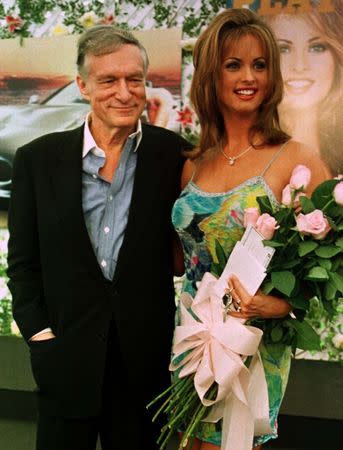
270, 15, 335, 111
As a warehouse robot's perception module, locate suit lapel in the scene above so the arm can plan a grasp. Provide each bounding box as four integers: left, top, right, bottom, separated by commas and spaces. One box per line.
50, 126, 103, 279
114, 125, 163, 280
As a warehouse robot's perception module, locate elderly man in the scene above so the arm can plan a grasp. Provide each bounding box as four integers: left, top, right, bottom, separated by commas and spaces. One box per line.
7, 26, 190, 450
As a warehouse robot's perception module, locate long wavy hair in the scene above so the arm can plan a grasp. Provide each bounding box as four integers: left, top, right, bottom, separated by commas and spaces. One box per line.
190, 8, 289, 158
265, 0, 343, 174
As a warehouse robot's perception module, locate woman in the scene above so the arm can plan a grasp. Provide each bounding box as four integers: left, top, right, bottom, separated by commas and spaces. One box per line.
264, 0, 343, 175
171, 8, 329, 450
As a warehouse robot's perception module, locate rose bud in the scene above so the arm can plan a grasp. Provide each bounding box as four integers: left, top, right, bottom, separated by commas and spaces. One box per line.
243, 207, 260, 228
290, 165, 311, 190
255, 213, 279, 240
281, 184, 292, 206
296, 210, 331, 240
333, 181, 343, 206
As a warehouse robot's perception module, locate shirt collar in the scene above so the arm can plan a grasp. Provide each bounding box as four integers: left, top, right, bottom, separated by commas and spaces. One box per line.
82, 113, 142, 158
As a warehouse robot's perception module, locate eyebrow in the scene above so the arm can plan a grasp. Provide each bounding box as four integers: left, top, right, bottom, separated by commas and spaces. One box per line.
277, 36, 322, 45
224, 57, 266, 61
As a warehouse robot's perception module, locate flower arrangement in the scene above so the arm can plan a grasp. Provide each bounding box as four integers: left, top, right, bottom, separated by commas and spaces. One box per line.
246, 167, 343, 352
148, 166, 343, 450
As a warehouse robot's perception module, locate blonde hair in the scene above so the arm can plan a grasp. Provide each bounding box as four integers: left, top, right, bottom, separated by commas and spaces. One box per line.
190, 8, 289, 157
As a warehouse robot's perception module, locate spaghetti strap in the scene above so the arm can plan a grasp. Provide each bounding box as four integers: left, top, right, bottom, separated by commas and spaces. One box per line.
260, 141, 289, 177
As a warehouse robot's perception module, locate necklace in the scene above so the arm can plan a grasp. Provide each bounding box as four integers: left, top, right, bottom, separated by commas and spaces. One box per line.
220, 144, 253, 166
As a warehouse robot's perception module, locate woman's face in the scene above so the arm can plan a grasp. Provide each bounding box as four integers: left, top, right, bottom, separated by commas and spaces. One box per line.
270, 15, 335, 111
217, 34, 268, 120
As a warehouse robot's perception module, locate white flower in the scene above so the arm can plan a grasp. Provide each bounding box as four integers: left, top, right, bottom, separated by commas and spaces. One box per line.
51, 23, 70, 36
181, 37, 197, 52
332, 333, 343, 349
79, 11, 100, 28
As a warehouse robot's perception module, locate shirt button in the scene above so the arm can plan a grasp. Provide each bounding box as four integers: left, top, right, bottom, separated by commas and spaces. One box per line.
92, 174, 97, 179
101, 260, 107, 267
109, 195, 113, 201
104, 227, 110, 234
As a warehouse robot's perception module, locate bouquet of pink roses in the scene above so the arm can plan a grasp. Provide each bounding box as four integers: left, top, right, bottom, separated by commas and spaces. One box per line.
240, 166, 343, 351
147, 166, 343, 450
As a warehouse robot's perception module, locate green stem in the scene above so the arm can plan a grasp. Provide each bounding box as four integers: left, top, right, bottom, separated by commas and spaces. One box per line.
166, 390, 199, 429
147, 376, 186, 409
179, 403, 207, 450
164, 377, 195, 414
321, 198, 334, 213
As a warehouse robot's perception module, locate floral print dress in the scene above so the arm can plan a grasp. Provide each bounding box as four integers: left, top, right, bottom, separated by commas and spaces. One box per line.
171, 149, 292, 447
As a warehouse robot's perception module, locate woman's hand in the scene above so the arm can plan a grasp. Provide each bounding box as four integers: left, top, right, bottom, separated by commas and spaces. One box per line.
227, 275, 292, 320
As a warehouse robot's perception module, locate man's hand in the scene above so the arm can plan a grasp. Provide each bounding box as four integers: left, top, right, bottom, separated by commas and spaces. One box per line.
30, 331, 56, 342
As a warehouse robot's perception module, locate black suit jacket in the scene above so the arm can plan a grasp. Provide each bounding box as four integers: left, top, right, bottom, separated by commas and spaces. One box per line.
7, 123, 190, 417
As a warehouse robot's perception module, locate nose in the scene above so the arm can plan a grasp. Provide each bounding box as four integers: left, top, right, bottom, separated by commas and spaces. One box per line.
241, 65, 255, 82
115, 79, 132, 102
292, 48, 308, 73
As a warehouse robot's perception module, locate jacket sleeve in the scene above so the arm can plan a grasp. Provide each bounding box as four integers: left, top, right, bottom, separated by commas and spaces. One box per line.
7, 147, 50, 341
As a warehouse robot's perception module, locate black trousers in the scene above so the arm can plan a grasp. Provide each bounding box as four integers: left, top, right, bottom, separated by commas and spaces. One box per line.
36, 321, 161, 450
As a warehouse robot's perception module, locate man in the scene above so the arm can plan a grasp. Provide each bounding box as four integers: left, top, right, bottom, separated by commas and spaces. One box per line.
7, 26, 190, 450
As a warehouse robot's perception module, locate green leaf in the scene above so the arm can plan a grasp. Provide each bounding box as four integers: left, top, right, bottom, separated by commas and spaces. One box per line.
317, 258, 332, 271
287, 319, 321, 351
299, 196, 315, 214
315, 246, 341, 258
256, 195, 273, 214
336, 237, 343, 249
324, 280, 337, 301
311, 179, 338, 209
329, 272, 343, 294
261, 280, 274, 295
271, 271, 296, 296
305, 266, 329, 281
214, 240, 227, 269
262, 240, 284, 248
288, 295, 309, 311
298, 241, 318, 257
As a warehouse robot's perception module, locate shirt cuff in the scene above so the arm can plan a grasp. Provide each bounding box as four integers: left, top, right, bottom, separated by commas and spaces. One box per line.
30, 327, 53, 340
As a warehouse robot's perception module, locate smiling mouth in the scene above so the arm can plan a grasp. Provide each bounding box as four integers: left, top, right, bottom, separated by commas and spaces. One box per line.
285, 79, 314, 91
235, 88, 256, 96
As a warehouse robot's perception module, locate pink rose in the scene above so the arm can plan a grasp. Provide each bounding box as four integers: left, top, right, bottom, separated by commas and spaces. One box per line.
290, 165, 311, 190
296, 210, 331, 240
255, 213, 278, 240
281, 184, 292, 206
243, 207, 260, 228
282, 184, 306, 208
333, 181, 343, 206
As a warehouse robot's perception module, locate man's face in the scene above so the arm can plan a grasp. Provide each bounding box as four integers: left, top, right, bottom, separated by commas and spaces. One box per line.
77, 44, 146, 133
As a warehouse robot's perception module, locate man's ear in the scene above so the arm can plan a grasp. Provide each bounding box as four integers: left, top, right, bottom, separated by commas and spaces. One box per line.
76, 74, 90, 102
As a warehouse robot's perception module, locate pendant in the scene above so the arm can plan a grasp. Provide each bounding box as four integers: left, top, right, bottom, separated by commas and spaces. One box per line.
228, 157, 235, 165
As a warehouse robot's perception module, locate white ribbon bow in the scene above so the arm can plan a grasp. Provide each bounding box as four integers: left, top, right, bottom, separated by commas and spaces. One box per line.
170, 272, 272, 450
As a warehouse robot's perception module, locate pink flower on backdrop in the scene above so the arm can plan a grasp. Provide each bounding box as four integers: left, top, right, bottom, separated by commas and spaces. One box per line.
333, 181, 343, 206
296, 210, 331, 240
255, 213, 279, 240
281, 184, 306, 207
177, 107, 193, 126
5, 15, 22, 32
243, 207, 260, 227
100, 14, 115, 24
289, 165, 311, 190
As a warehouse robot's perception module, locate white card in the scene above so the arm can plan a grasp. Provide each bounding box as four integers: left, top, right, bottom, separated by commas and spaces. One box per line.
240, 225, 275, 269
214, 242, 267, 298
